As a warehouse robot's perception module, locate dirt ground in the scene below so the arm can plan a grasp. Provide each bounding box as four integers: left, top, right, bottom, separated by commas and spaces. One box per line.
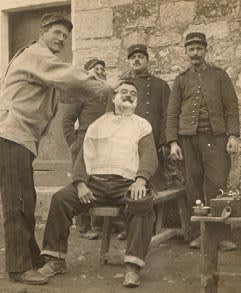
0, 224, 241, 293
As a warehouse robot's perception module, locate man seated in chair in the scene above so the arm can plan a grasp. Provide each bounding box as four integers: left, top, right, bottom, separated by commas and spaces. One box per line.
38, 81, 158, 287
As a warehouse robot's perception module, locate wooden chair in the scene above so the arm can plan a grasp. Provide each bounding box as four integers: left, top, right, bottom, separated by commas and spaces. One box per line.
89, 187, 190, 264
89, 206, 122, 264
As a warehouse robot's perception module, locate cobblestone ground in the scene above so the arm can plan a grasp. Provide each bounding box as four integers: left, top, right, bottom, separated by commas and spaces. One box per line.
0, 224, 241, 293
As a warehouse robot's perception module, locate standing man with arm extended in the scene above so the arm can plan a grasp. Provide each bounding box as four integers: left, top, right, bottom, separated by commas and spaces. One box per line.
0, 13, 112, 285
167, 32, 240, 249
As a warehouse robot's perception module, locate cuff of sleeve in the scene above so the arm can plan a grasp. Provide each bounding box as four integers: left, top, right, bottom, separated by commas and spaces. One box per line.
72, 175, 89, 185
135, 171, 151, 181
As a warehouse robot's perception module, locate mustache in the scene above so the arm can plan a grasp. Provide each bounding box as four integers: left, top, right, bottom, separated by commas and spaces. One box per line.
134, 61, 141, 65
123, 97, 133, 103
55, 41, 64, 47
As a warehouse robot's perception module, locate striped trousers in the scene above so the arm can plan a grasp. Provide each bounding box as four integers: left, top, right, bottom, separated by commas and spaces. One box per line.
0, 138, 40, 273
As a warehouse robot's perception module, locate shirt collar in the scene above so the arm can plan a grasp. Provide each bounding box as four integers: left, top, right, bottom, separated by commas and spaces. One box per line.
190, 62, 208, 73
129, 69, 151, 78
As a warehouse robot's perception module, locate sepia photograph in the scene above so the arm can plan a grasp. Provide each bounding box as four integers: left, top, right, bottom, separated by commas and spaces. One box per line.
0, 0, 241, 292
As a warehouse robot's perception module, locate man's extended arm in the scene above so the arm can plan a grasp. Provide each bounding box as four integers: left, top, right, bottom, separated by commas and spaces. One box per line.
20, 48, 113, 102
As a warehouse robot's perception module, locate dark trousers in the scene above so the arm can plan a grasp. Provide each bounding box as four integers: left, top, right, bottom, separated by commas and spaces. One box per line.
0, 138, 41, 273
180, 134, 231, 237
42, 176, 155, 267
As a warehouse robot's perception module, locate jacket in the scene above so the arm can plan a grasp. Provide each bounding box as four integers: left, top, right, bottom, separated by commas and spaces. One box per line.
0, 40, 111, 155
167, 63, 240, 142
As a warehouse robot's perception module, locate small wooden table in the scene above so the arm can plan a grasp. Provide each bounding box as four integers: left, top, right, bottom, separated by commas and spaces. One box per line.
153, 187, 191, 242
191, 215, 241, 293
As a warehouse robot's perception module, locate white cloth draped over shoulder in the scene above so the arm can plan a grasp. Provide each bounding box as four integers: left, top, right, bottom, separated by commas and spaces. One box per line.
83, 112, 152, 180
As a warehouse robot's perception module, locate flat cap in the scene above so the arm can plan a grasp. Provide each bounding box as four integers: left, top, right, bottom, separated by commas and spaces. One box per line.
40, 13, 73, 32
127, 44, 149, 59
185, 32, 207, 47
84, 58, 105, 71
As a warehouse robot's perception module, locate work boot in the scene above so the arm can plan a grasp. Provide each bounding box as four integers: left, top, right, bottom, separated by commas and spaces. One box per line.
189, 236, 201, 249
38, 256, 67, 278
9, 269, 48, 285
219, 240, 237, 251
123, 263, 141, 288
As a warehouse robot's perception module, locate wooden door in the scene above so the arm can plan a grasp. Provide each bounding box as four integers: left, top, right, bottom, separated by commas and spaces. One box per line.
8, 6, 72, 186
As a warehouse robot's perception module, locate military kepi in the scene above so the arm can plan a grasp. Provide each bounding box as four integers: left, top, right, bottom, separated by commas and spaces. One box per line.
84, 58, 105, 71
184, 32, 207, 47
127, 44, 149, 59
40, 13, 73, 32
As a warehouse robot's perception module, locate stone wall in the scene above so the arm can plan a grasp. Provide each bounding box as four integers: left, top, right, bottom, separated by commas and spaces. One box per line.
73, 0, 241, 189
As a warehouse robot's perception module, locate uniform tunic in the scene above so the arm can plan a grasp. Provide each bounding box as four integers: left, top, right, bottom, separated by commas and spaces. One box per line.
166, 63, 240, 228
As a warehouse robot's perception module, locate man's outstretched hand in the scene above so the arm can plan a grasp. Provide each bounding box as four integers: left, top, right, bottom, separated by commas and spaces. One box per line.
76, 182, 96, 204
129, 178, 147, 200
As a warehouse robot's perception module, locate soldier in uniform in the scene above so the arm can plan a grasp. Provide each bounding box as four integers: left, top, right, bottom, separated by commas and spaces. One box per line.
124, 44, 170, 190
110, 44, 170, 239
167, 32, 240, 249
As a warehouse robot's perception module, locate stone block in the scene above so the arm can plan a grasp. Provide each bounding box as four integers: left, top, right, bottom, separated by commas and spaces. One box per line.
149, 32, 182, 47
75, 43, 121, 68
74, 0, 133, 10
185, 21, 229, 40
236, 73, 241, 89
196, 0, 240, 18
74, 8, 113, 39
74, 38, 121, 67
123, 31, 148, 49
100, 0, 133, 7
73, 0, 100, 10
206, 39, 236, 68
159, 1, 195, 29
235, 45, 241, 59
125, 15, 158, 29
